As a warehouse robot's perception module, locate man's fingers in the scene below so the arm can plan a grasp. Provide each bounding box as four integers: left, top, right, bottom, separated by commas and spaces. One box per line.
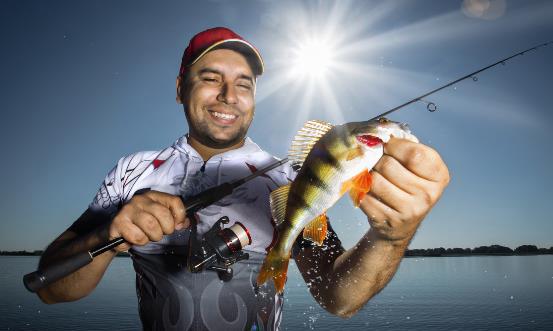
143, 191, 187, 227
142, 201, 176, 235
175, 217, 191, 231
368, 170, 410, 213
383, 138, 448, 183
134, 212, 164, 242
109, 190, 190, 250
373, 155, 427, 195
359, 193, 399, 226
113, 216, 150, 246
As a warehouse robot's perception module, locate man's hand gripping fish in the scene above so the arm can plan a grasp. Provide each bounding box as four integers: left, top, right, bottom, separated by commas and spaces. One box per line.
257, 118, 419, 293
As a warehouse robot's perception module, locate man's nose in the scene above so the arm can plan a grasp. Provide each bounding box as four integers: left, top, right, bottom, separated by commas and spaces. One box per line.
217, 82, 238, 104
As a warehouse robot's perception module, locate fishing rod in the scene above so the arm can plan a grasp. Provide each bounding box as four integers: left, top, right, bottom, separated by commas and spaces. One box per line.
369, 41, 552, 121
23, 157, 289, 293
23, 41, 551, 292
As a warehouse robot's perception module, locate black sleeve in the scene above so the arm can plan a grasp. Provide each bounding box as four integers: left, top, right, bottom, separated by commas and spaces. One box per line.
67, 208, 114, 237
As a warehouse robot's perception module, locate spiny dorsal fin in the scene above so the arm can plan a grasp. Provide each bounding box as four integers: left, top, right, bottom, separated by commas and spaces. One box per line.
270, 184, 291, 226
288, 120, 333, 170
302, 213, 328, 246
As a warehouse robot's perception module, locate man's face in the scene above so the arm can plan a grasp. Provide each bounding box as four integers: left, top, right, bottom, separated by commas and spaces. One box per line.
179, 48, 256, 149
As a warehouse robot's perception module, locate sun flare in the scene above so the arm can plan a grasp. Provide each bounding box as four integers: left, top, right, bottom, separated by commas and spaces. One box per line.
291, 39, 335, 79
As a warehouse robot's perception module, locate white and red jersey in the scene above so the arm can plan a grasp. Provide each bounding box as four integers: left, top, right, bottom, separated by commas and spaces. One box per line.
90, 135, 297, 255
88, 136, 306, 330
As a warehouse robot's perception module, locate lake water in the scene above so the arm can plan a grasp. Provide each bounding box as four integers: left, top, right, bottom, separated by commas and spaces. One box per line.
1, 255, 552, 330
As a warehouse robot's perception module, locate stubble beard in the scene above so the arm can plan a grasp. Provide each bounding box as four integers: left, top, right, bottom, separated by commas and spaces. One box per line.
185, 109, 252, 149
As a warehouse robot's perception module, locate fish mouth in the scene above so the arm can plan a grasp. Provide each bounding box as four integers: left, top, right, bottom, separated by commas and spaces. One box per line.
356, 134, 383, 147
350, 118, 407, 146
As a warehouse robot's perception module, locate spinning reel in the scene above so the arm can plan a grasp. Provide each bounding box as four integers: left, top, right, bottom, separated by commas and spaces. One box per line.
188, 216, 252, 281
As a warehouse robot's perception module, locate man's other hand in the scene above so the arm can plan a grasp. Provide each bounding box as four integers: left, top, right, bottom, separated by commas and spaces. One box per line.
359, 137, 450, 244
109, 190, 189, 252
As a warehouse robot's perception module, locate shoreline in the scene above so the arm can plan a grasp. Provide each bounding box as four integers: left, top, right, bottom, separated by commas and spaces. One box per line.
403, 253, 553, 257
1, 244, 552, 258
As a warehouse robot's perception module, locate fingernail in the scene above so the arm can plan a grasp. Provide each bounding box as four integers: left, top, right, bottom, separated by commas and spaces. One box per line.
175, 223, 184, 231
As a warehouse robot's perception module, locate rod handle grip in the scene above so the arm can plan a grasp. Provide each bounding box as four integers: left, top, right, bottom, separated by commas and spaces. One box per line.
23, 251, 93, 293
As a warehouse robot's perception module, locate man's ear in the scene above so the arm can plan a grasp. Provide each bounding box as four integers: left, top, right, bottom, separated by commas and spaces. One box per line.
176, 76, 183, 104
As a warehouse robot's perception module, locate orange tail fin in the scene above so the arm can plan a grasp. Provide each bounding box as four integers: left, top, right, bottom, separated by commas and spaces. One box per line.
256, 249, 290, 294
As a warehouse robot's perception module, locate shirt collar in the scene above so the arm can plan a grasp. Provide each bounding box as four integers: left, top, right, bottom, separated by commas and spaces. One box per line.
172, 135, 262, 161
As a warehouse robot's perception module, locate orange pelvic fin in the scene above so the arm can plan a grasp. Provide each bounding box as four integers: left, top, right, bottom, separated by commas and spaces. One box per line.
302, 213, 328, 245
256, 249, 291, 294
347, 169, 372, 207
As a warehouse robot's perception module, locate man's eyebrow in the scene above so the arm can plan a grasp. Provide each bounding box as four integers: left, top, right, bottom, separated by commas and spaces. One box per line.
198, 68, 223, 76
237, 74, 254, 84
197, 67, 254, 84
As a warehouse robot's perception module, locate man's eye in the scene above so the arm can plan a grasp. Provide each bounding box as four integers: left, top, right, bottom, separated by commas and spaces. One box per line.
202, 77, 219, 83
238, 84, 252, 90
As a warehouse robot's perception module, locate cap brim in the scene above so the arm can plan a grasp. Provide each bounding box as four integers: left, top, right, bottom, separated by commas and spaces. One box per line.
190, 39, 264, 76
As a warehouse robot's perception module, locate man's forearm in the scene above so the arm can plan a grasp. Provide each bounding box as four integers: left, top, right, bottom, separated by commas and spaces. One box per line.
315, 229, 409, 318
37, 224, 117, 304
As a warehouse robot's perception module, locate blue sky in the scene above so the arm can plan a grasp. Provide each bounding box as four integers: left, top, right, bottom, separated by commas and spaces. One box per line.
1, 0, 552, 251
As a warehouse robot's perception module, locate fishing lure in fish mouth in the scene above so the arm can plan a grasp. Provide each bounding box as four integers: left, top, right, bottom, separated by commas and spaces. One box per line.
257, 117, 418, 293
257, 41, 552, 293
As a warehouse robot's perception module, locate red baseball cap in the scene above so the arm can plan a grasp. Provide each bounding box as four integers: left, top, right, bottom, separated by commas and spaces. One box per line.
179, 27, 264, 77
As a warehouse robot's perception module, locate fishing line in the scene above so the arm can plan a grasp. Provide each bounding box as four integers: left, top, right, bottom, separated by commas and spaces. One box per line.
369, 41, 552, 121
23, 41, 551, 293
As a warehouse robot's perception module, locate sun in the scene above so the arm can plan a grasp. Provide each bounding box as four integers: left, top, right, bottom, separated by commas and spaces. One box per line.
256, 1, 444, 126
291, 39, 336, 79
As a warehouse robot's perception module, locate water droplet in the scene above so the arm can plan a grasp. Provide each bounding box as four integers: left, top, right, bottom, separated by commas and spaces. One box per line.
406, 316, 411, 320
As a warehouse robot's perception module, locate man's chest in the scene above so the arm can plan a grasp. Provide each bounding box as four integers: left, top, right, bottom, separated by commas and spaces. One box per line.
132, 156, 286, 254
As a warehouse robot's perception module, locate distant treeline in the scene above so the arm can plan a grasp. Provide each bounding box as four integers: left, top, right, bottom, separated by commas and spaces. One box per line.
405, 245, 553, 257
1, 245, 552, 257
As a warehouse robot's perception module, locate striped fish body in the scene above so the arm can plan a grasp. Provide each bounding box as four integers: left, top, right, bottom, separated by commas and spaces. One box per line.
276, 124, 379, 252
257, 119, 418, 292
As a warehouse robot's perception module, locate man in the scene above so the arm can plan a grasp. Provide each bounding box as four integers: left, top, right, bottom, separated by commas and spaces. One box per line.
36, 27, 449, 330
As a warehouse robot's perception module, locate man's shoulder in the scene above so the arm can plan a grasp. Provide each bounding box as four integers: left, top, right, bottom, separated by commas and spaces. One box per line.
118, 148, 172, 164
114, 143, 182, 170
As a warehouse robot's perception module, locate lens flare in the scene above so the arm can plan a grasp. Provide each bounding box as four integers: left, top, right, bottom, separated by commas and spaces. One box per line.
292, 39, 335, 78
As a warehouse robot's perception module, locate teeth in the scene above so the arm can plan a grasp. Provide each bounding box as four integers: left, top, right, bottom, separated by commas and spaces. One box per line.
211, 111, 236, 120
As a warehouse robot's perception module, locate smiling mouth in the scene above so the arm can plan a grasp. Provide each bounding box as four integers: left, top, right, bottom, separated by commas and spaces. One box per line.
210, 111, 237, 120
